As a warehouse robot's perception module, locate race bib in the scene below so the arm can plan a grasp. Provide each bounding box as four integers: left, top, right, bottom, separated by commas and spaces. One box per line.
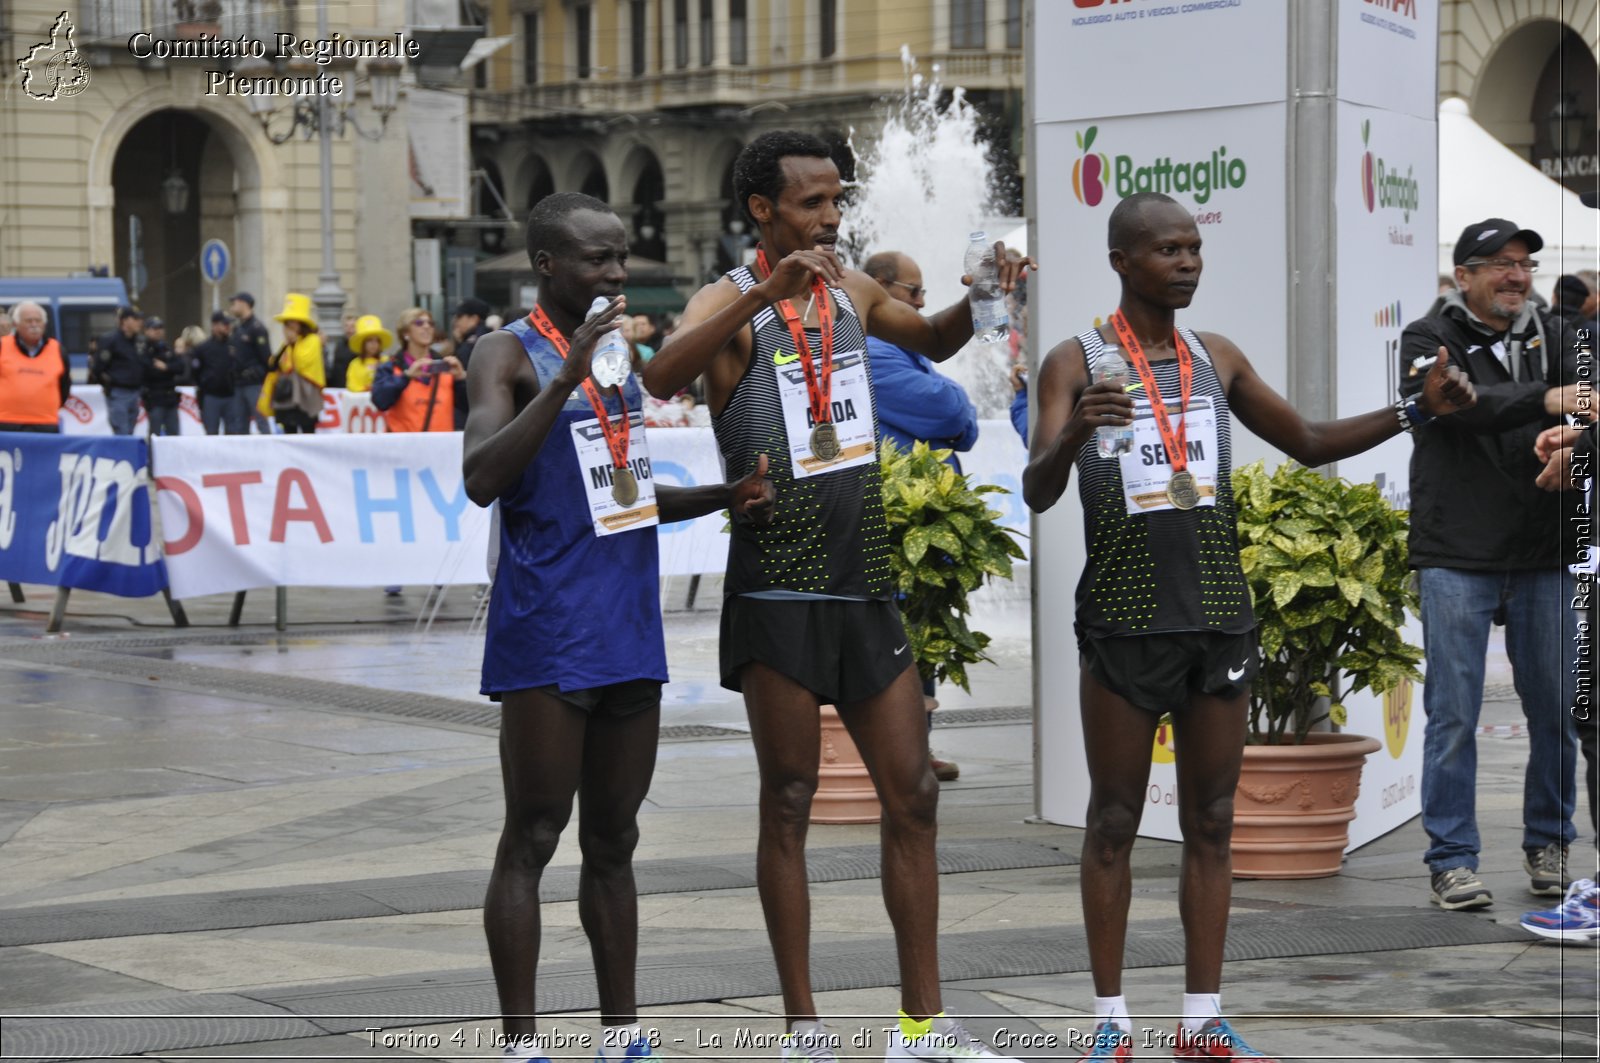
571, 410, 660, 536
1118, 395, 1220, 514
777, 347, 876, 478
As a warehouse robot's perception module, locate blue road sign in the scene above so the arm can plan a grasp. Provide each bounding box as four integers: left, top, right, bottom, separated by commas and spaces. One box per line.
201, 239, 230, 283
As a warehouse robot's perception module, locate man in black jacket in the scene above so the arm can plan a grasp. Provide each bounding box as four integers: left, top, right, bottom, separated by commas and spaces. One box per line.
1401, 218, 1589, 912
95, 306, 148, 436
195, 311, 244, 435
227, 292, 272, 434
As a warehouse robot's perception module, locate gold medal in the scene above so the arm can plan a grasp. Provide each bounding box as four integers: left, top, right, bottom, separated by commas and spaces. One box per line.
1166, 469, 1199, 510
611, 467, 639, 507
810, 422, 841, 462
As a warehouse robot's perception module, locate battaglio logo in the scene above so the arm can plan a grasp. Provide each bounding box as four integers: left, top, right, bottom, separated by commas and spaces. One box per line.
1073, 127, 1111, 207
1073, 125, 1248, 207
1359, 119, 1419, 222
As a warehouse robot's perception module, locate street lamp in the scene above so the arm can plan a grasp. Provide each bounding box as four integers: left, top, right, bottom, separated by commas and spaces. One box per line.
1547, 92, 1588, 155
235, 10, 404, 337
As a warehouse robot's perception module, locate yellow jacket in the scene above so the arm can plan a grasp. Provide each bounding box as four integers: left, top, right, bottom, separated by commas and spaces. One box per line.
344, 354, 382, 393
257, 333, 326, 417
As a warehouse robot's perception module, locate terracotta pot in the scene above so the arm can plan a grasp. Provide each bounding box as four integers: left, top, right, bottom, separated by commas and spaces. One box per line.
812, 705, 881, 824
1230, 731, 1381, 879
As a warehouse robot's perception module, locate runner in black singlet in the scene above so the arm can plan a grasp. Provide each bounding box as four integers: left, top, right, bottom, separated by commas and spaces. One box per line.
1023, 193, 1477, 1062
642, 131, 1033, 1062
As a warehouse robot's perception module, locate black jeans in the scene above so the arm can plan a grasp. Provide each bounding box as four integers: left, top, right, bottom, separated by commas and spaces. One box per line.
275, 408, 318, 434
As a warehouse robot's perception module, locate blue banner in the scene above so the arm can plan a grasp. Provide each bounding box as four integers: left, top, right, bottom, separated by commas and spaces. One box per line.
0, 433, 168, 597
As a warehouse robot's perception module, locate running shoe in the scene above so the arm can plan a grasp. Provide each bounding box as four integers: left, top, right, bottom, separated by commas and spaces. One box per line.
1075, 1021, 1133, 1060
1521, 878, 1600, 943
1172, 1018, 1279, 1061
884, 1015, 1026, 1061
1524, 842, 1574, 896
781, 1024, 841, 1062
931, 754, 961, 781
1429, 866, 1492, 910
594, 1039, 666, 1062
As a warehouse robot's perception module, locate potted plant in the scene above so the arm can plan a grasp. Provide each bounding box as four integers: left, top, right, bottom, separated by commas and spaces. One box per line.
811, 439, 1026, 823
1228, 459, 1422, 877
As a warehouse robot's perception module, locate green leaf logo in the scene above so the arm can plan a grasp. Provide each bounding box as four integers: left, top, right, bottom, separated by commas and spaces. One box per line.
1084, 125, 1098, 152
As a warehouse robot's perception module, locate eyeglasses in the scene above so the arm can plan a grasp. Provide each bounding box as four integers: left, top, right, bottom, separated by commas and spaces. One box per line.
1463, 257, 1539, 274
888, 280, 925, 299
410, 318, 435, 328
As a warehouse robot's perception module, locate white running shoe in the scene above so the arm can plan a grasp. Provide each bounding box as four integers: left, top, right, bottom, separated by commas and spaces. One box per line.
883, 1015, 1026, 1062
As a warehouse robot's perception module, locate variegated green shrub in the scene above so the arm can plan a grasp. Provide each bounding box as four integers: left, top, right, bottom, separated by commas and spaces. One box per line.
1234, 459, 1422, 745
881, 439, 1027, 692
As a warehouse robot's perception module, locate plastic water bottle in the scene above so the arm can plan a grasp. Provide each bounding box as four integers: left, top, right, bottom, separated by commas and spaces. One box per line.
964, 231, 1009, 344
586, 297, 631, 388
1093, 346, 1135, 458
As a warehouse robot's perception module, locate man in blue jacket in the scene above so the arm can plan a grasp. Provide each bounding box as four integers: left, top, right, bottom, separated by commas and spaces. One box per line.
864, 251, 980, 467
864, 250, 979, 782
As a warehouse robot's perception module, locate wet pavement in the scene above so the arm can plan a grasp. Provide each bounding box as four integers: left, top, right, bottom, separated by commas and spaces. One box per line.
0, 574, 1594, 1062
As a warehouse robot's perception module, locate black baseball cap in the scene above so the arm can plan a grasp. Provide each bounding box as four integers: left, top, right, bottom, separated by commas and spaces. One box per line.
1453, 218, 1544, 265
144, 316, 165, 329
229, 291, 255, 307
453, 297, 492, 319
118, 305, 144, 320
211, 310, 231, 324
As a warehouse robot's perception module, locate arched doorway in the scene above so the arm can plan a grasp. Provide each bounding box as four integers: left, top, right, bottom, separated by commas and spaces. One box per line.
622, 148, 667, 262
112, 110, 214, 329
576, 153, 610, 204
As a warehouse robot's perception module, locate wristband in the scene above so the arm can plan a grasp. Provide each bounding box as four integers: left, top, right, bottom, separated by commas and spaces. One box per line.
1394, 397, 1433, 433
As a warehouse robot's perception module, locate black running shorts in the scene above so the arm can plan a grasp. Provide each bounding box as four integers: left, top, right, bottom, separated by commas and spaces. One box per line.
719, 596, 913, 705
529, 679, 662, 717
1080, 629, 1260, 715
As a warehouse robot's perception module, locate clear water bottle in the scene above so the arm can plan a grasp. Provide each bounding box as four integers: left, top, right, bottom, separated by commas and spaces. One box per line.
964, 231, 1009, 345
1093, 345, 1135, 458
586, 296, 631, 388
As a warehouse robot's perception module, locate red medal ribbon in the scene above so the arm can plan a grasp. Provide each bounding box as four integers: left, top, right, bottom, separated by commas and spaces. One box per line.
1109, 309, 1194, 474
756, 247, 834, 427
528, 305, 630, 472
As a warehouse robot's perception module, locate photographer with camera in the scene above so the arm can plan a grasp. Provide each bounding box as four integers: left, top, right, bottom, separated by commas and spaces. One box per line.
370, 307, 464, 433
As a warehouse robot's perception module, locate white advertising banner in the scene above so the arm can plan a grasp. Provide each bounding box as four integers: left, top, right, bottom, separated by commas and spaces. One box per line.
62, 387, 391, 436
1031, 102, 1290, 837
1331, 99, 1438, 844
1034, 1, 1288, 123
1336, 0, 1438, 119
153, 434, 491, 599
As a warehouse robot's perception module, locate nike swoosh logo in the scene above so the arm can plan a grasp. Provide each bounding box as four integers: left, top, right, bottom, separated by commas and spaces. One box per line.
1124, 382, 1144, 392
773, 349, 800, 366
894, 643, 908, 656
1227, 662, 1248, 681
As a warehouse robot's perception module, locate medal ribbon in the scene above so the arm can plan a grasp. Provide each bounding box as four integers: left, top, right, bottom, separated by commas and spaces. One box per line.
756, 247, 834, 427
1110, 309, 1193, 474
528, 305, 630, 472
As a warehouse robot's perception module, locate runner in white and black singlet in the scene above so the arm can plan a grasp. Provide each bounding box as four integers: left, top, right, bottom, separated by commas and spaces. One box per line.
642, 131, 1033, 1063
1023, 193, 1478, 1063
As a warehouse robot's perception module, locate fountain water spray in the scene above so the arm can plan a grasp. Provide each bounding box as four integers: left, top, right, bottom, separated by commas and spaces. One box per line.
838, 46, 1023, 418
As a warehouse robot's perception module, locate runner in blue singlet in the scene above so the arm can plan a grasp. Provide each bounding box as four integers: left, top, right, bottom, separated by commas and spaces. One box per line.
463, 192, 774, 1063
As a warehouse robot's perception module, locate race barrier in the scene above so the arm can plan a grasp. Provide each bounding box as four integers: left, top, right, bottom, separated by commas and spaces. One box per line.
0, 432, 169, 607
62, 385, 388, 436
152, 423, 1029, 595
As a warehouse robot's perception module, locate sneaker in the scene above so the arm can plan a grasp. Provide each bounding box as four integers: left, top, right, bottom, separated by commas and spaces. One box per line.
1429, 866, 1493, 910
1172, 1017, 1279, 1061
597, 1040, 666, 1062
884, 1015, 1025, 1061
1524, 842, 1573, 897
1521, 878, 1600, 943
931, 754, 960, 782
1075, 1021, 1133, 1060
781, 1024, 841, 1062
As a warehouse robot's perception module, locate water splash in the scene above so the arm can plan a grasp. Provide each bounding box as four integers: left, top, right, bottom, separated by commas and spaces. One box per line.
839, 46, 1022, 418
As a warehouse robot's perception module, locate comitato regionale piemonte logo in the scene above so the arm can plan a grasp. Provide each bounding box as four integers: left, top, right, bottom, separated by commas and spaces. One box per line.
17, 11, 91, 101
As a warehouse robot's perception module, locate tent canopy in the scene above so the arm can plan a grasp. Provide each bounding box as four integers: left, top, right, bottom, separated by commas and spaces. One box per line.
1439, 97, 1600, 287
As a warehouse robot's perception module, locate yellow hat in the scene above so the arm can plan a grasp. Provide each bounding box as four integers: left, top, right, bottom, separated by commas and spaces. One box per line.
350, 314, 395, 354
273, 293, 318, 329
